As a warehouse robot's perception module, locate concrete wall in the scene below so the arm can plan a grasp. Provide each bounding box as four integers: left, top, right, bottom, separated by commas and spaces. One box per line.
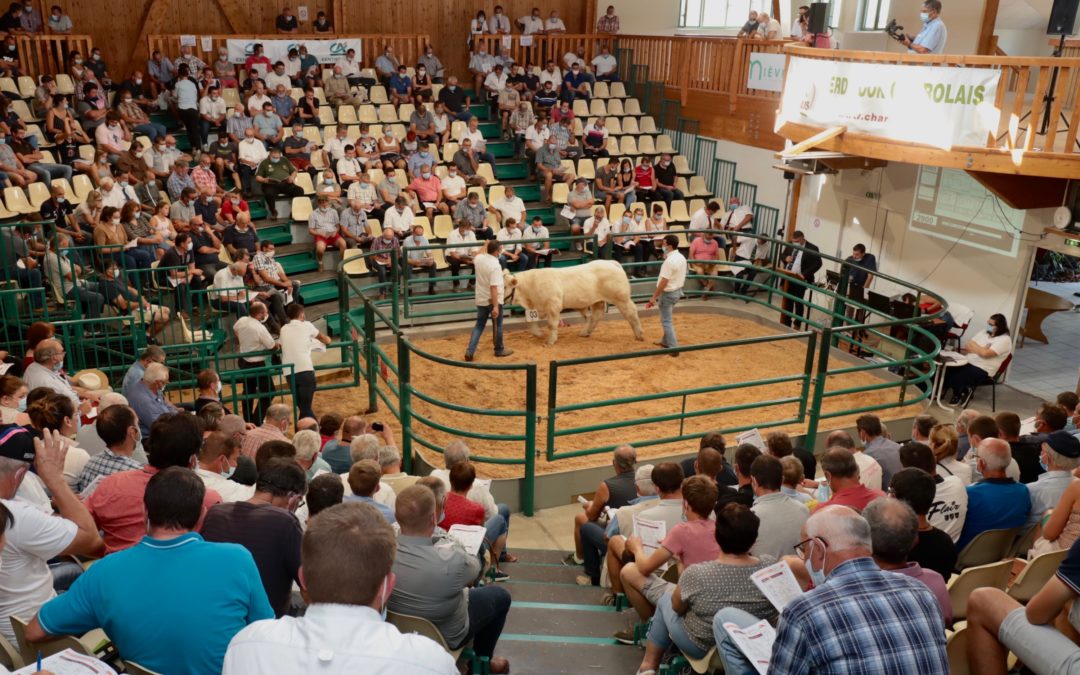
790, 164, 1041, 335
609, 0, 681, 35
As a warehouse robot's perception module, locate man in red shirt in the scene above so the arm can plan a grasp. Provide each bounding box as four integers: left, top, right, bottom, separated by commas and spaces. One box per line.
85, 413, 222, 555
406, 161, 449, 222
816, 448, 885, 513
689, 230, 723, 298
442, 461, 509, 581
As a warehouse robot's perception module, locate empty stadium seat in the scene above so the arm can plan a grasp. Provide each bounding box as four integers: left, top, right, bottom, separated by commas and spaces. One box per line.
572, 118, 584, 136
593, 82, 610, 99
433, 214, 454, 239
656, 135, 676, 155
53, 74, 75, 95
674, 155, 692, 174
624, 98, 642, 116
476, 163, 497, 186
488, 185, 506, 204
572, 100, 589, 118
336, 105, 358, 125
397, 103, 416, 121
450, 120, 466, 140
291, 196, 313, 222
637, 136, 656, 155
369, 86, 389, 104
341, 249, 369, 275
72, 174, 93, 202
608, 203, 625, 222
640, 116, 657, 134
16, 75, 34, 99
27, 182, 50, 211
577, 159, 596, 180
619, 136, 639, 155
0, 78, 17, 97
689, 176, 710, 197
605, 137, 620, 155
552, 183, 569, 204
611, 82, 627, 98
675, 177, 690, 196
669, 200, 690, 223
589, 100, 607, 117
377, 104, 398, 123
4, 187, 34, 215
10, 100, 33, 122
606, 118, 623, 136
442, 142, 459, 164
357, 105, 379, 124
606, 99, 625, 116
559, 159, 575, 175
294, 172, 316, 195
389, 123, 407, 139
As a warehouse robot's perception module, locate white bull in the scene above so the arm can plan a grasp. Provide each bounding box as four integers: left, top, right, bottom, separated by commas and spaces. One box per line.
503, 260, 645, 345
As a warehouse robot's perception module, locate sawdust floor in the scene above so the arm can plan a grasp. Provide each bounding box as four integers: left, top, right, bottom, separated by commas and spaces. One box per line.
312, 312, 923, 479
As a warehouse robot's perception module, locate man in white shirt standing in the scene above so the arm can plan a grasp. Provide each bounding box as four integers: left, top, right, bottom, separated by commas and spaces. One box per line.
518, 8, 544, 35
645, 234, 686, 353
223, 501, 457, 675
465, 240, 513, 362
233, 302, 278, 424
279, 303, 331, 420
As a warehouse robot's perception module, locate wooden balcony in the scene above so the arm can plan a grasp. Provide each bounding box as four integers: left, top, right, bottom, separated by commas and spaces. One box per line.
776, 46, 1080, 183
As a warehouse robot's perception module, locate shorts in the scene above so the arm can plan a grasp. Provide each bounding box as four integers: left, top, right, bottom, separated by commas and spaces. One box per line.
690, 263, 717, 276
643, 576, 674, 606
314, 233, 342, 246
999, 606, 1080, 674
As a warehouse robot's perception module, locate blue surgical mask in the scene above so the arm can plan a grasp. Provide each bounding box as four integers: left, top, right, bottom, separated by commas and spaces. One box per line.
920, 12, 930, 22
807, 541, 827, 586
221, 464, 236, 479
15, 397, 26, 412
986, 324, 994, 334
379, 576, 389, 621
1039, 458, 1049, 472
52, 359, 63, 373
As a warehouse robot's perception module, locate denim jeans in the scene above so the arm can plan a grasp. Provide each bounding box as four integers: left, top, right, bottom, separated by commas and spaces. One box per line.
580, 520, 607, 585
466, 304, 504, 356
134, 121, 168, 142
658, 289, 681, 348
483, 512, 508, 549
239, 357, 274, 424
711, 607, 761, 675
647, 590, 709, 659
290, 369, 316, 419
28, 162, 72, 183
461, 585, 512, 658
499, 251, 529, 271
68, 281, 105, 318
14, 266, 43, 308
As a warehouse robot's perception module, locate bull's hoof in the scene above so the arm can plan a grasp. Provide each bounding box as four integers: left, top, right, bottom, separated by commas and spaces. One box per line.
579, 331, 591, 338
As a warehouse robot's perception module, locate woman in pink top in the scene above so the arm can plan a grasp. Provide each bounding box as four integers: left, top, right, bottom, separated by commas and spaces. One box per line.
634, 156, 656, 203
619, 476, 722, 622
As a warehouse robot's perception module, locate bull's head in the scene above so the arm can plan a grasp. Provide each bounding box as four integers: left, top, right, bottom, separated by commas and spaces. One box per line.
502, 269, 519, 304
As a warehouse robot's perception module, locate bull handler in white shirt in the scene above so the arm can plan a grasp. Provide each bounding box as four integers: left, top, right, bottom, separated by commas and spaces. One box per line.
464, 240, 514, 362
645, 234, 687, 354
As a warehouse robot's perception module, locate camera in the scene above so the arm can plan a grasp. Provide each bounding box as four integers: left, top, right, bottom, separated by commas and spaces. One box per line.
372, 422, 384, 432
885, 19, 906, 42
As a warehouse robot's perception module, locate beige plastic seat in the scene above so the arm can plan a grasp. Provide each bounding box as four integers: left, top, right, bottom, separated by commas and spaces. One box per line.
389, 123, 407, 139
669, 200, 690, 223
637, 135, 656, 155
390, 475, 422, 494
53, 73, 75, 95
487, 185, 506, 204
27, 182, 50, 211
608, 203, 625, 223
397, 103, 416, 121
337, 105, 358, 124
607, 98, 625, 116
441, 142, 459, 164
559, 159, 575, 175
572, 99, 589, 117
606, 117, 623, 136
50, 178, 80, 204
72, 173, 93, 202
433, 214, 454, 239
689, 176, 710, 197
0, 78, 16, 98
377, 104, 398, 123
689, 198, 706, 213
476, 163, 497, 186
302, 126, 323, 145
357, 104, 379, 124
948, 559, 1012, 622
342, 249, 370, 275
360, 68, 377, 81
10, 100, 33, 122
318, 106, 336, 126
369, 85, 389, 105
387, 611, 467, 661
466, 187, 488, 206
294, 172, 315, 195
412, 216, 434, 239
611, 82, 627, 98
946, 624, 970, 675
589, 99, 608, 117
605, 137, 620, 155
290, 196, 313, 222
26, 124, 51, 148
1008, 548, 1070, 603
619, 136, 639, 156
639, 116, 657, 133
10, 617, 98, 665
577, 159, 596, 180
3, 187, 33, 215
16, 75, 35, 99
624, 98, 642, 115
675, 176, 690, 196
222, 88, 240, 108
592, 81, 610, 99
955, 528, 1020, 572
552, 183, 569, 204
674, 155, 692, 174
656, 134, 676, 154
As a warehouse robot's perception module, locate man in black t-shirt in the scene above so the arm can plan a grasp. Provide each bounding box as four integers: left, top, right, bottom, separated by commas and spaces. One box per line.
889, 468, 957, 581
653, 154, 684, 208
436, 76, 473, 123
0, 4, 24, 35
275, 7, 299, 33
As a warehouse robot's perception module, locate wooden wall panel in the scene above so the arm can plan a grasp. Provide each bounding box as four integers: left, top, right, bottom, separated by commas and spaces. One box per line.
50, 0, 585, 82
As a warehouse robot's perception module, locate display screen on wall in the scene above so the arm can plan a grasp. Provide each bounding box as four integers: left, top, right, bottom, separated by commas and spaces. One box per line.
909, 166, 1023, 257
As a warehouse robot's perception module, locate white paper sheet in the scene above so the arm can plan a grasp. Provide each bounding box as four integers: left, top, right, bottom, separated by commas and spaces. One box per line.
751, 560, 803, 612
447, 524, 487, 555
736, 428, 766, 451
632, 516, 666, 555
521, 35, 534, 47
722, 620, 776, 675
12, 649, 117, 674
179, 35, 196, 47
559, 205, 576, 220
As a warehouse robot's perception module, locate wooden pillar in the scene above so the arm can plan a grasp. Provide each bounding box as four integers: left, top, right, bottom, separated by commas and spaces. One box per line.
585, 0, 598, 33
977, 0, 1001, 55
785, 175, 803, 240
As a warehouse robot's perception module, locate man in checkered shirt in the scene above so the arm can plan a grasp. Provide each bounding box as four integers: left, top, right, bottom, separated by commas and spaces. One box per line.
713, 505, 948, 675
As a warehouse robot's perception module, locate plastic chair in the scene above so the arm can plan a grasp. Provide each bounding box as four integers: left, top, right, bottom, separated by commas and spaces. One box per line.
606, 117, 623, 136
689, 176, 710, 197
387, 611, 471, 662
577, 159, 596, 180
1009, 524, 1039, 559
27, 182, 49, 211
302, 126, 323, 145
589, 99, 608, 117
624, 98, 642, 116
639, 116, 657, 134
53, 73, 75, 95
3, 187, 34, 215
669, 201, 690, 223
593, 81, 610, 99
317, 106, 336, 127
674, 155, 692, 175
0, 631, 21, 670
619, 136, 638, 156
369, 86, 389, 105
290, 196, 313, 222
657, 135, 676, 154
357, 104, 379, 124
675, 176, 690, 197
487, 185, 506, 204
412, 216, 434, 239
10, 617, 94, 664
476, 163, 497, 186
397, 103, 416, 121
605, 137, 620, 156
955, 528, 1020, 572
0, 77, 16, 98
572, 99, 589, 117
377, 104, 398, 123
294, 172, 315, 195
552, 183, 569, 204
948, 559, 1012, 622
946, 624, 970, 675
442, 142, 459, 164
433, 215, 454, 240
607, 98, 625, 116
637, 135, 656, 155
611, 82, 627, 98
10, 100, 33, 122
341, 249, 369, 275
1009, 548, 1070, 603
16, 75, 35, 99
389, 123, 407, 140
337, 105, 358, 125
222, 88, 240, 108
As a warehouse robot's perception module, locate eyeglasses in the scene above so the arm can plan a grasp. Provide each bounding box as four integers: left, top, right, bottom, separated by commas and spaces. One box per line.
793, 537, 822, 560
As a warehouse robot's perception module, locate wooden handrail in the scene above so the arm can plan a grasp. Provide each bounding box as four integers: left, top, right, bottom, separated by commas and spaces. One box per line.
14, 34, 93, 78
470, 34, 615, 71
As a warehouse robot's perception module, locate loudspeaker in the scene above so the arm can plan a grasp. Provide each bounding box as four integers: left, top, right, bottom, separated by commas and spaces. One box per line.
1047, 0, 1080, 36
807, 2, 830, 34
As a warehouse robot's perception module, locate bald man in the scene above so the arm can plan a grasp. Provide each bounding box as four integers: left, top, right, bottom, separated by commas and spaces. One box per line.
956, 438, 1031, 549
713, 505, 949, 675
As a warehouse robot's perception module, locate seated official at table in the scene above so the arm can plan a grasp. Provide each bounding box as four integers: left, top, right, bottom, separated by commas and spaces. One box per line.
942, 313, 1012, 406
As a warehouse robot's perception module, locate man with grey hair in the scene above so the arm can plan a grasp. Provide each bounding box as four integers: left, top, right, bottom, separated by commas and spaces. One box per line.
241, 403, 291, 458
379, 446, 416, 494
957, 438, 1031, 549
826, 429, 882, 491
22, 338, 97, 413
0, 427, 104, 642
1028, 430, 1080, 525
121, 345, 166, 397
565, 444, 637, 566
605, 464, 659, 539
76, 392, 149, 463
128, 362, 179, 438
292, 429, 331, 479
956, 407, 981, 460
712, 505, 949, 675
864, 497, 951, 624
430, 439, 515, 563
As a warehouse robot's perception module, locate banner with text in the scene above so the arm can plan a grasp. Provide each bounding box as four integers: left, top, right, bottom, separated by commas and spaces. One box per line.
747, 53, 785, 93
777, 56, 1001, 148
226, 38, 363, 66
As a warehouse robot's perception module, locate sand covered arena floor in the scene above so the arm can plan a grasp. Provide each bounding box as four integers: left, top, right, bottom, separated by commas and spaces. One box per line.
312, 311, 925, 479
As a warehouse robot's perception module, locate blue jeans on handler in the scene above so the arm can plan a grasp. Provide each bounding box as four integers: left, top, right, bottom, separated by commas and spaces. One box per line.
658, 289, 681, 348
647, 590, 709, 659
712, 607, 762, 675
466, 303, 505, 357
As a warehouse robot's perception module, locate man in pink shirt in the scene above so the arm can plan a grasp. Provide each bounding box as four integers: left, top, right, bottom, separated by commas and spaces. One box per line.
240, 404, 291, 458
618, 476, 720, 626
816, 448, 885, 513
406, 162, 449, 222
85, 413, 221, 555
689, 230, 723, 298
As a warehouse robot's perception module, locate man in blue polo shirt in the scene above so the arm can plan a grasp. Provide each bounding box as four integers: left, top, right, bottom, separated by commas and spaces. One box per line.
902, 0, 947, 54
26, 467, 273, 675
957, 438, 1030, 550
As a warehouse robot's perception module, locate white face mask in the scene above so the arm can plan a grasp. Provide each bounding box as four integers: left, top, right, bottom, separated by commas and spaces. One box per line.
806, 540, 827, 586
185, 241, 194, 251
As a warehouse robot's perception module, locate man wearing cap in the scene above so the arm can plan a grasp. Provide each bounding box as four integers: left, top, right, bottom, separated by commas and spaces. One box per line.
0, 426, 104, 642
1027, 430, 1080, 526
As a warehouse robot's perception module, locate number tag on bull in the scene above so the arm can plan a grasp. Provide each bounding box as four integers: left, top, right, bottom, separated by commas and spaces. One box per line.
525, 309, 541, 322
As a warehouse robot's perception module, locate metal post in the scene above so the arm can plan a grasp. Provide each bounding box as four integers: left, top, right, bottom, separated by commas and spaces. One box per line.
798, 331, 818, 421
390, 253, 400, 327
546, 360, 558, 461
523, 364, 537, 516
364, 302, 378, 413
398, 334, 413, 473
831, 270, 850, 349
803, 327, 833, 452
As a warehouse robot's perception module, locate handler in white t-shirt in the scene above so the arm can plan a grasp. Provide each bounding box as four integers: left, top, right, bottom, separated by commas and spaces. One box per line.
646, 234, 687, 352
0, 426, 104, 643
279, 303, 331, 420
943, 313, 1013, 405
465, 240, 514, 362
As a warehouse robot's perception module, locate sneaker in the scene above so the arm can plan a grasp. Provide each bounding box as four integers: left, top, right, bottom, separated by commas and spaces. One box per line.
601, 592, 616, 606
562, 553, 583, 566
613, 628, 637, 645
491, 570, 511, 582
464, 353, 474, 362
575, 574, 595, 586
494, 349, 514, 358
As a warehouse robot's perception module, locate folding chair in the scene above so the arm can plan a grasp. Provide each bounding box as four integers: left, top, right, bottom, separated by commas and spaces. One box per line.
955, 528, 1020, 572
963, 354, 1013, 412
948, 559, 1012, 622
387, 611, 473, 664
1008, 548, 1070, 603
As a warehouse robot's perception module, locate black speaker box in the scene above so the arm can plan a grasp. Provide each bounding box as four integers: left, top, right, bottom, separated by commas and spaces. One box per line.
1048, 0, 1080, 36
808, 3, 830, 34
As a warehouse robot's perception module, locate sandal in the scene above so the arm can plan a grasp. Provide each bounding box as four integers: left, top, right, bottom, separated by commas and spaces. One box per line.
499, 552, 519, 563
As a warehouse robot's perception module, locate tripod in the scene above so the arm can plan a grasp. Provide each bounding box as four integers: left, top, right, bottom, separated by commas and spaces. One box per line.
1003, 33, 1079, 150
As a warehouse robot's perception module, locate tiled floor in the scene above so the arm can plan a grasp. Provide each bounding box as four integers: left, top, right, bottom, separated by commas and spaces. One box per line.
1009, 282, 1080, 401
